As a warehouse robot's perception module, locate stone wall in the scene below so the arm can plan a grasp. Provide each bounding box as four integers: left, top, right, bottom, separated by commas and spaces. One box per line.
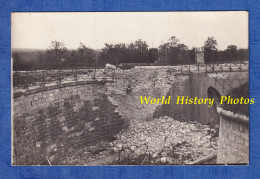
13, 82, 128, 165
153, 71, 248, 124
190, 71, 248, 124
153, 75, 192, 121
217, 107, 249, 164
12, 69, 249, 165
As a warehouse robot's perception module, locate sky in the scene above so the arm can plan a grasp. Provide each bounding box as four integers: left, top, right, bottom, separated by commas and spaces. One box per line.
11, 12, 248, 50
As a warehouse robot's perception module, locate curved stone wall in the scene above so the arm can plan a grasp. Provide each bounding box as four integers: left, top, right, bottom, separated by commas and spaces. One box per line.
12, 82, 128, 165
217, 107, 249, 164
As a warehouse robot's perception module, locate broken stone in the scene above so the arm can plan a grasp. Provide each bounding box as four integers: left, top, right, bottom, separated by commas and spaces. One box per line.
152, 153, 158, 159
210, 128, 216, 133
92, 106, 100, 111
78, 112, 219, 165
160, 157, 167, 164
62, 126, 69, 131
113, 147, 118, 152
36, 142, 41, 148
161, 152, 167, 157
167, 157, 174, 164
177, 141, 182, 146
117, 144, 123, 150
130, 146, 136, 151
89, 127, 95, 132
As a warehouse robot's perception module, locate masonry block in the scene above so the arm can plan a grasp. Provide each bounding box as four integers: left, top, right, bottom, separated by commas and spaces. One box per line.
217, 109, 249, 164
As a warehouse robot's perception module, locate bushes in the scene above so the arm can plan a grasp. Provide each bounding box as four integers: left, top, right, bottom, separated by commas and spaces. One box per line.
220, 82, 249, 116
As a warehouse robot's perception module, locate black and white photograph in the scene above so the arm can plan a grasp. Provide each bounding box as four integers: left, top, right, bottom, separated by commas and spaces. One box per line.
12, 12, 249, 165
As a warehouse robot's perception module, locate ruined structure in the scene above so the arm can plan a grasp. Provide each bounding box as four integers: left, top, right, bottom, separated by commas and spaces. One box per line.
12, 64, 249, 165
13, 82, 128, 165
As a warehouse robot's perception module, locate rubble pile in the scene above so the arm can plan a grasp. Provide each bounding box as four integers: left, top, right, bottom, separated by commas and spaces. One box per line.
106, 68, 176, 120
59, 116, 218, 165
108, 116, 218, 165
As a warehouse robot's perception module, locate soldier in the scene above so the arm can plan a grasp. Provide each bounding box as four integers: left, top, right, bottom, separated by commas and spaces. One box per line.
126, 83, 133, 95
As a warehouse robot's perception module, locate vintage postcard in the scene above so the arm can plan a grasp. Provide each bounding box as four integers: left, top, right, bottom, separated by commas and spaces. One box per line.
11, 12, 249, 165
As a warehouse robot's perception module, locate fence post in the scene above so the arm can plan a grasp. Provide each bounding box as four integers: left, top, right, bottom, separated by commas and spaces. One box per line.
75, 68, 78, 81
58, 69, 61, 84
15, 73, 18, 87
94, 68, 96, 81
148, 152, 151, 164
212, 50, 215, 71
223, 79, 224, 92
166, 48, 168, 66
42, 71, 45, 86
26, 71, 29, 89
113, 69, 115, 82
18, 71, 20, 85
118, 151, 121, 164
16, 71, 20, 86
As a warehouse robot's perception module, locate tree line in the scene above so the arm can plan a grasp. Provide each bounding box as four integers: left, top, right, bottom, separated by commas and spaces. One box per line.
12, 37, 248, 71
99, 39, 158, 65
12, 41, 97, 71
157, 36, 248, 65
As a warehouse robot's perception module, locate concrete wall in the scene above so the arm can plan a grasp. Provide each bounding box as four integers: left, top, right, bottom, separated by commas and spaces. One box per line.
13, 82, 128, 165
217, 107, 249, 164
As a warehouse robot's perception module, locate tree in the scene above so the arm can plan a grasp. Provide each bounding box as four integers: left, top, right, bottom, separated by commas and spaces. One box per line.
237, 48, 248, 62
99, 40, 150, 65
46, 41, 68, 69
225, 45, 238, 63
176, 43, 188, 51
127, 42, 135, 50
75, 43, 96, 66
227, 45, 237, 51
35, 51, 47, 70
204, 37, 218, 64
133, 39, 149, 51
12, 52, 24, 71
99, 43, 118, 66
158, 36, 192, 65
167, 36, 179, 48
159, 36, 179, 54
204, 37, 218, 50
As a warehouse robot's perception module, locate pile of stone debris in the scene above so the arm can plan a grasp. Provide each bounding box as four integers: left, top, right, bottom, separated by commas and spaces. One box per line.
60, 116, 218, 165
108, 116, 218, 165
105, 68, 175, 120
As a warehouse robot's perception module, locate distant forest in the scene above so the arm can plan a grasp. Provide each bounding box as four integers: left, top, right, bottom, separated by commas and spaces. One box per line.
12, 37, 248, 71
